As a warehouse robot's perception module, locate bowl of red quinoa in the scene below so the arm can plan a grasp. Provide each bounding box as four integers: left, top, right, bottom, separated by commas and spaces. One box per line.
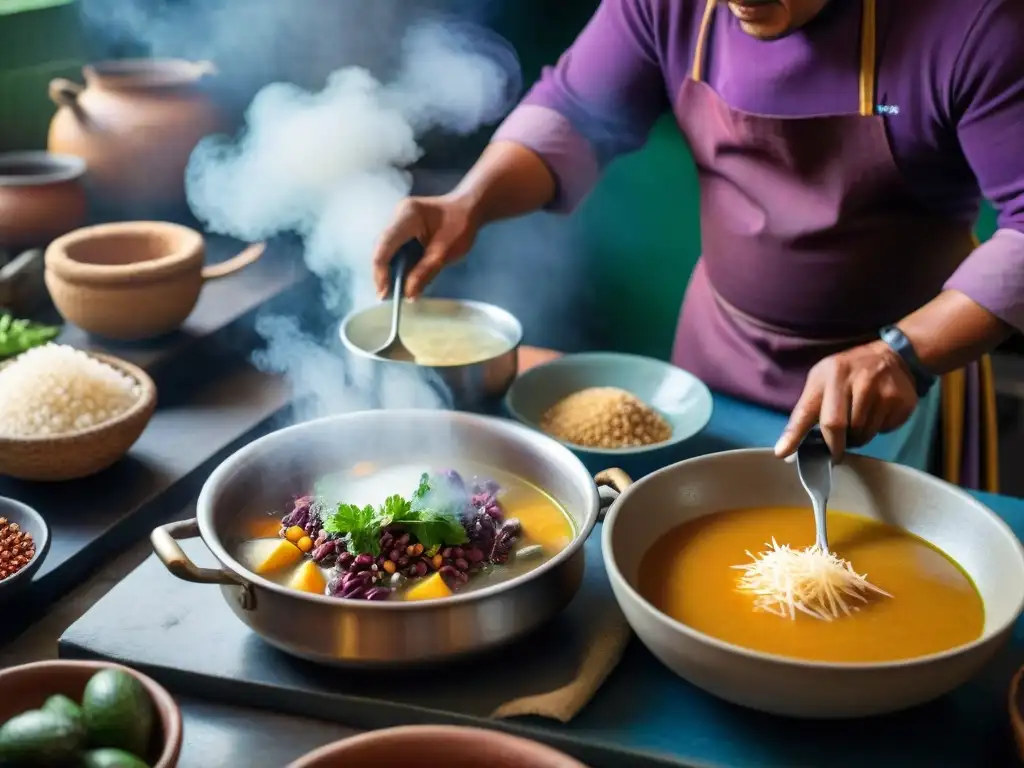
0, 496, 49, 599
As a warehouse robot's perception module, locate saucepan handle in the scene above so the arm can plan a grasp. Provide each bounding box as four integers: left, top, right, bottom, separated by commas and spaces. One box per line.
201, 242, 266, 281
151, 518, 243, 587
595, 468, 633, 523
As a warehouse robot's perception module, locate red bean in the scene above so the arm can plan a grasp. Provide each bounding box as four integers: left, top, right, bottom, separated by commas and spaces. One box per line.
354, 554, 374, 569
466, 548, 484, 564
413, 561, 428, 578
455, 558, 469, 572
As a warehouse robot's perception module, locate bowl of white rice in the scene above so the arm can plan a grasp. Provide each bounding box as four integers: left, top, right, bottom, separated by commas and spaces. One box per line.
0, 344, 156, 481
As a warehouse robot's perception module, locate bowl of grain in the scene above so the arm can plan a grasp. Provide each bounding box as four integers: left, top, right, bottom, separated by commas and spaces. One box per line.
0, 344, 156, 481
505, 352, 713, 477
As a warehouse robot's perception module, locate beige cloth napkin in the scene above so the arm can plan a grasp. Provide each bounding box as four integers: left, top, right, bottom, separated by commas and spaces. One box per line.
490, 609, 632, 723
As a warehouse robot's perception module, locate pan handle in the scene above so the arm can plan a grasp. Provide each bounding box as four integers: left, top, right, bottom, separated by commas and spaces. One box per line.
151, 518, 248, 589
594, 468, 633, 522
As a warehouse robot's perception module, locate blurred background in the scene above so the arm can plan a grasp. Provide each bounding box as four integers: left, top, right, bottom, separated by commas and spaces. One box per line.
1, 0, 1021, 491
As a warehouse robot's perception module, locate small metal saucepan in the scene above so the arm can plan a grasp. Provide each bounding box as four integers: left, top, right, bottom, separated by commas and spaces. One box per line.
338, 298, 522, 414
151, 410, 631, 667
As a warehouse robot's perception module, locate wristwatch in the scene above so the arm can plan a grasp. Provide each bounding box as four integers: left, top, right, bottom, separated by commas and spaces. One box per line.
879, 325, 936, 397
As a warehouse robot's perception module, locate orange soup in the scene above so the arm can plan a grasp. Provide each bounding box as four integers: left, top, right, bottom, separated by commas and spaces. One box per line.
638, 507, 984, 663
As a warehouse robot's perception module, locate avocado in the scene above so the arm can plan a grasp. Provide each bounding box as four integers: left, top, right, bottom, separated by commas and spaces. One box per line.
81, 670, 155, 757
80, 748, 151, 768
0, 709, 86, 765
43, 694, 84, 725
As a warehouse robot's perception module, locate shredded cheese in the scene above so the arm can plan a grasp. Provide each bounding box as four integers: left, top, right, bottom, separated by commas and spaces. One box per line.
731, 538, 892, 621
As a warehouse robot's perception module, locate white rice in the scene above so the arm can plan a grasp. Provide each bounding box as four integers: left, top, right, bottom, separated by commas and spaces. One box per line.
0, 344, 140, 438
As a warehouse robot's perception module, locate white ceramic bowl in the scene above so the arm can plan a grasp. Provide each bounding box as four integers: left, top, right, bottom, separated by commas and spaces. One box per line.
602, 449, 1024, 718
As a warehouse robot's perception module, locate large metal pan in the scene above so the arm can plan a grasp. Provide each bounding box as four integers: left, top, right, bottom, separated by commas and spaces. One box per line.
151, 409, 630, 666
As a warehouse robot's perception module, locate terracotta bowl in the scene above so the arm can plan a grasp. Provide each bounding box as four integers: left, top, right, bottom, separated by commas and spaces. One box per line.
0, 351, 157, 481
0, 660, 182, 767
0, 151, 87, 251
45, 221, 264, 340
1009, 666, 1024, 760
288, 726, 588, 768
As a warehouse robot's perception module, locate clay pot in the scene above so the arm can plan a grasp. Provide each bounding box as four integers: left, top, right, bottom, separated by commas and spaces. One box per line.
47, 59, 225, 212
45, 221, 265, 340
0, 660, 182, 767
289, 726, 589, 768
0, 151, 87, 250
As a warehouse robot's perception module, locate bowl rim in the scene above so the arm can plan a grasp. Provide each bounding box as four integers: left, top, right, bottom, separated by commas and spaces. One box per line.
194, 409, 602, 610
0, 659, 183, 768
45, 220, 204, 284
0, 151, 87, 186
504, 351, 715, 455
338, 297, 524, 368
0, 349, 156, 445
0, 496, 50, 589
287, 724, 589, 767
602, 447, 1024, 670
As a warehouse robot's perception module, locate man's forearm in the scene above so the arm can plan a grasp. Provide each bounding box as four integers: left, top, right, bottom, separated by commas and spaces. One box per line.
897, 289, 1012, 374
446, 141, 557, 226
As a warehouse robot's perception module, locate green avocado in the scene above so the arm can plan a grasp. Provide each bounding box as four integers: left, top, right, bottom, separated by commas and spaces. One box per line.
43, 694, 84, 725
0, 708, 86, 765
81, 670, 155, 757
80, 748, 151, 768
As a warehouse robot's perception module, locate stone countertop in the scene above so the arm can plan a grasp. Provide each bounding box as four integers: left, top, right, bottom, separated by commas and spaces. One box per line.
0, 346, 562, 767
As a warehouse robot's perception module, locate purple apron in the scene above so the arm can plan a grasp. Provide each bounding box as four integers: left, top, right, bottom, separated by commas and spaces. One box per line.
671, 0, 974, 413
670, 0, 997, 487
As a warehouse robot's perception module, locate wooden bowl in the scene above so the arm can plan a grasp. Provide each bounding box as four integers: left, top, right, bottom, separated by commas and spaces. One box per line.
1009, 666, 1024, 760
0, 496, 50, 600
288, 725, 588, 768
0, 351, 156, 481
0, 660, 182, 767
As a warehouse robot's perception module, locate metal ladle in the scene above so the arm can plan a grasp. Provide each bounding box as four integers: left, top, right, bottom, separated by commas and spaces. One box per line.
369, 241, 423, 361
795, 426, 833, 552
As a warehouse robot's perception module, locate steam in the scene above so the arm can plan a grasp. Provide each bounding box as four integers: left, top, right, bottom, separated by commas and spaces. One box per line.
179, 20, 519, 420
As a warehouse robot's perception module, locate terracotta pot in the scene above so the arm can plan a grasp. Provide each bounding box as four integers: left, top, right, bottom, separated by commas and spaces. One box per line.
45, 221, 265, 340
0, 660, 182, 767
47, 59, 225, 211
0, 151, 87, 250
289, 726, 589, 768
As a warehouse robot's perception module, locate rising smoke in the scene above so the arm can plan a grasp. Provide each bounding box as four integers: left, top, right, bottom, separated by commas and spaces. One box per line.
176, 18, 519, 419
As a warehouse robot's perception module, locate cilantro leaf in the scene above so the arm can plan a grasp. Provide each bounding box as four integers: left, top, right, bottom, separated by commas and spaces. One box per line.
322, 503, 381, 556
412, 473, 431, 501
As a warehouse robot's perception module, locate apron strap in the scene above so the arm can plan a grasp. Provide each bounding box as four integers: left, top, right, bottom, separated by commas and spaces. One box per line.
859, 0, 877, 117
691, 0, 878, 119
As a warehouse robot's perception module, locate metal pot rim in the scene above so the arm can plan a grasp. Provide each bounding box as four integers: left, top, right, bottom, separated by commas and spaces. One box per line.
195, 409, 601, 610
338, 298, 524, 367
601, 448, 1024, 671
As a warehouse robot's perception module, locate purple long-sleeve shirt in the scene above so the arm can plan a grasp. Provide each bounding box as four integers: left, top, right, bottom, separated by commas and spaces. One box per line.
493, 0, 1024, 332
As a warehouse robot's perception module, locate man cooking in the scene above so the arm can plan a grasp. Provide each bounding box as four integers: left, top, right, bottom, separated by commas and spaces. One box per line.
370, 0, 1024, 475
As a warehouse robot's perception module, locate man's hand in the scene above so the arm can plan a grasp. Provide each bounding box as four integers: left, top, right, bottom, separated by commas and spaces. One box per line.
773, 340, 919, 460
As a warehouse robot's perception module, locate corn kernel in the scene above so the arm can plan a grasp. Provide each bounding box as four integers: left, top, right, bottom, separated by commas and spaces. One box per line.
296, 536, 313, 553
383, 560, 397, 574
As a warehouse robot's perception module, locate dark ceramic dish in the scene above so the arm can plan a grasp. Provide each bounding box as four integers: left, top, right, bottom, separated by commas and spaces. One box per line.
0, 496, 50, 599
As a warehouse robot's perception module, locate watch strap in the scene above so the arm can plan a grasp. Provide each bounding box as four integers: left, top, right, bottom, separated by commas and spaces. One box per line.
878, 325, 935, 398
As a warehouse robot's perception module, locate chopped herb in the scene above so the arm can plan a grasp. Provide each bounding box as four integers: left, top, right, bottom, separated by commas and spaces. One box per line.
319, 473, 468, 557
322, 503, 379, 555
412, 473, 431, 500
0, 314, 60, 360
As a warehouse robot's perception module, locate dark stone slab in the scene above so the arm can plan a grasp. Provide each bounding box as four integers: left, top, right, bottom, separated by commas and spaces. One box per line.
59, 494, 1024, 768
0, 234, 314, 639
0, 365, 294, 642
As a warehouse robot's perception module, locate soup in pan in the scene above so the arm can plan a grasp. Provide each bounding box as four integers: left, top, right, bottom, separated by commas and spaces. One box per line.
399, 315, 512, 367
638, 506, 984, 663
236, 463, 574, 602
